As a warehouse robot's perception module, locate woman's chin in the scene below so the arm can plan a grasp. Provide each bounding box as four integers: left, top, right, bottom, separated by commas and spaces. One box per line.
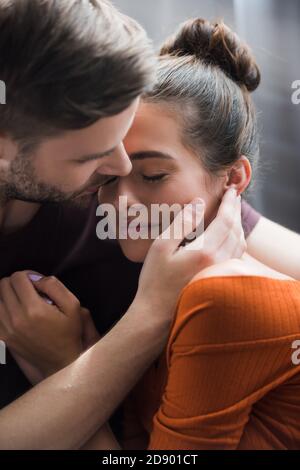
118, 239, 153, 263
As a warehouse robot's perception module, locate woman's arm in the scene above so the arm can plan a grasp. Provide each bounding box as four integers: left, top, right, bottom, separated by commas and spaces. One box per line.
247, 216, 300, 280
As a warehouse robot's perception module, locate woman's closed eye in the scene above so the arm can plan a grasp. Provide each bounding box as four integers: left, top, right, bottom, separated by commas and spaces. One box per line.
102, 173, 169, 187
142, 173, 168, 183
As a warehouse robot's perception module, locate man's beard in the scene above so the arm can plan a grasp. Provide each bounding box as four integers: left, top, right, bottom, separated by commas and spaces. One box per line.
0, 151, 95, 209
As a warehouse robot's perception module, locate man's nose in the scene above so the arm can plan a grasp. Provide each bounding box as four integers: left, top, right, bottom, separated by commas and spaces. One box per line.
96, 143, 132, 177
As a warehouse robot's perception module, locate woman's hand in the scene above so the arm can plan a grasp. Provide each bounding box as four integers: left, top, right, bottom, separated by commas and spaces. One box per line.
0, 272, 98, 382
135, 188, 245, 320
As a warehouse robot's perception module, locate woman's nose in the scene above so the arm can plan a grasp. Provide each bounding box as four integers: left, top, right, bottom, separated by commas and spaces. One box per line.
113, 178, 140, 209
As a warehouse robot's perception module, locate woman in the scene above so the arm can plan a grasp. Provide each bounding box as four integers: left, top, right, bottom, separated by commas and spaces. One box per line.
93, 18, 300, 449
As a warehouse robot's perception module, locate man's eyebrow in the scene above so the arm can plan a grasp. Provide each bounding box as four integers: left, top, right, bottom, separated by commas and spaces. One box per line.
130, 151, 174, 161
76, 147, 116, 162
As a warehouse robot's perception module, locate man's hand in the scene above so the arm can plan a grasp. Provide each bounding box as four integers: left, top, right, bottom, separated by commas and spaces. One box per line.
0, 189, 242, 384
0, 272, 97, 382
135, 188, 245, 320
0, 191, 245, 451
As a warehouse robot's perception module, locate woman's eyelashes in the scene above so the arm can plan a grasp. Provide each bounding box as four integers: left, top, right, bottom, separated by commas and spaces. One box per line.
102, 173, 169, 186
142, 173, 168, 183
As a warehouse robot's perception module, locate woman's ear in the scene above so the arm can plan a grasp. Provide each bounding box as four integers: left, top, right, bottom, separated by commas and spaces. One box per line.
224, 156, 252, 195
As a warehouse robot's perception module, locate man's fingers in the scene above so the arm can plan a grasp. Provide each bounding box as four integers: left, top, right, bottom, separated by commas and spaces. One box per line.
33, 276, 80, 316
203, 188, 240, 253
176, 189, 242, 269
154, 198, 205, 254
214, 197, 245, 262
233, 230, 247, 259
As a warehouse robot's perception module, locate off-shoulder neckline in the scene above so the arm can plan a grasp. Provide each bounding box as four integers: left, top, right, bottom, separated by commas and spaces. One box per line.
184, 275, 299, 294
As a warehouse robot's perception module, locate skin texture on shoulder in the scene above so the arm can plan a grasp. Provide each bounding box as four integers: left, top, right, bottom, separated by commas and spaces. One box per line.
190, 252, 295, 284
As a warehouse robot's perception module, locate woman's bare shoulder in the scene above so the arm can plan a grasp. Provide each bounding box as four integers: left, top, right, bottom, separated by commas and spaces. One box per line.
190, 255, 294, 285
176, 259, 300, 347
189, 258, 250, 284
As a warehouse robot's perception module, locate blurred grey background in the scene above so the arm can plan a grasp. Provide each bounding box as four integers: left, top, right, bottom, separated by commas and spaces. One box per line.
113, 0, 300, 232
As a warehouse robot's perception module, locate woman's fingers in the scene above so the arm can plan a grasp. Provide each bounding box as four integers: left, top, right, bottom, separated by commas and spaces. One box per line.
0, 278, 18, 338
7, 270, 77, 317
0, 276, 20, 310
9, 271, 44, 310
232, 198, 247, 258
0, 277, 21, 327
33, 275, 81, 316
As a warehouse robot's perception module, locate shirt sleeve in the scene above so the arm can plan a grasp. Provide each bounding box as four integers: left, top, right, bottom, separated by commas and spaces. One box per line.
148, 278, 300, 450
241, 200, 261, 239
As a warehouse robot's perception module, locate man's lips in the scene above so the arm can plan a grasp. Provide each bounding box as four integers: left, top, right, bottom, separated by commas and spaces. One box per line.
84, 186, 100, 194
74, 185, 100, 197
75, 177, 115, 198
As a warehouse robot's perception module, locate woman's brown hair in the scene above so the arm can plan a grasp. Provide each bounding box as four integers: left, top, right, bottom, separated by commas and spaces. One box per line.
146, 18, 261, 175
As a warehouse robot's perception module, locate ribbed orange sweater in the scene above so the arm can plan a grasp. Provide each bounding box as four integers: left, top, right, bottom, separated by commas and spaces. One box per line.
123, 276, 300, 450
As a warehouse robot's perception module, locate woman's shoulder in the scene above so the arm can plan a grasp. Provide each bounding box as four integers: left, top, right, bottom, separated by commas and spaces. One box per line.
189, 255, 294, 283
174, 262, 300, 346
190, 258, 250, 282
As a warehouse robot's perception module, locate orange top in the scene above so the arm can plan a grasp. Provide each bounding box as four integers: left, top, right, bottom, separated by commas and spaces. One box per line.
123, 276, 300, 450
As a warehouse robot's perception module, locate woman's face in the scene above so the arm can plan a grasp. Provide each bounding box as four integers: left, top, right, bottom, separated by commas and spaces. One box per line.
99, 101, 226, 262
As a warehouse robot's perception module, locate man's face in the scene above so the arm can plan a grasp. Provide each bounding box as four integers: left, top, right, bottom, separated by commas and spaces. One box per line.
0, 99, 139, 207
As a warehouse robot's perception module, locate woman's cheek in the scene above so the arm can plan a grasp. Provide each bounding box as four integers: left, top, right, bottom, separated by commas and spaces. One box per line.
145, 185, 185, 206
119, 238, 153, 263
98, 186, 116, 206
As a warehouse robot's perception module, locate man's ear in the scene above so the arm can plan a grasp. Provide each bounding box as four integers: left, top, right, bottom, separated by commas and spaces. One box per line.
224, 156, 252, 196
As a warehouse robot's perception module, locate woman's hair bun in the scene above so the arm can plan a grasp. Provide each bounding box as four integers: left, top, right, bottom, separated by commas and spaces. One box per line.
160, 18, 261, 92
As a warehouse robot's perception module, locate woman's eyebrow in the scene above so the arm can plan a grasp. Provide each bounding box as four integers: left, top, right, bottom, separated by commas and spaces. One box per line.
130, 151, 174, 161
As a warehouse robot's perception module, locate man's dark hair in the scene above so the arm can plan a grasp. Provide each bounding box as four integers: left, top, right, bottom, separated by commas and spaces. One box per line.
0, 0, 156, 146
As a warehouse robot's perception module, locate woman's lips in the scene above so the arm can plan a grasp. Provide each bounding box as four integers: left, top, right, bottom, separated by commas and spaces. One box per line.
119, 223, 161, 236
